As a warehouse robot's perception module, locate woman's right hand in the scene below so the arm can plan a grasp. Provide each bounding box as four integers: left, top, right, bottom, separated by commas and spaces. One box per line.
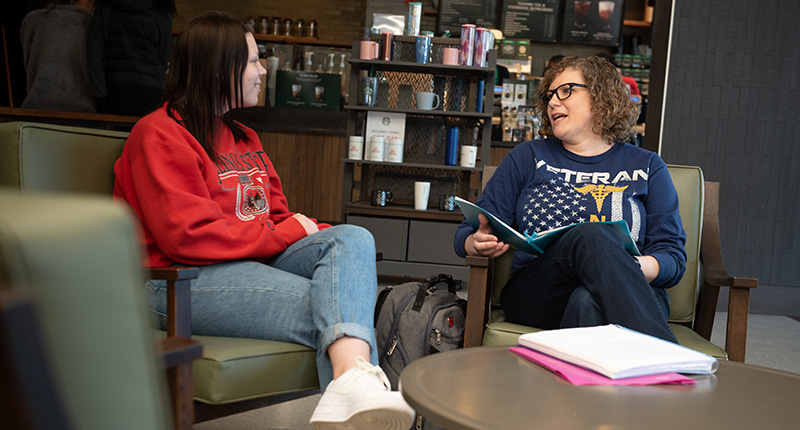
292, 213, 319, 236
464, 213, 510, 258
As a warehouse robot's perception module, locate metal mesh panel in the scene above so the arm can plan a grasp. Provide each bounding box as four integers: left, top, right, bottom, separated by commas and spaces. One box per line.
391, 39, 452, 63
372, 70, 470, 112
367, 165, 461, 201
403, 116, 473, 164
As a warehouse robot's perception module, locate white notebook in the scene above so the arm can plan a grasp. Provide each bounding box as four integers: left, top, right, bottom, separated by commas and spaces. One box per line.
517, 324, 719, 379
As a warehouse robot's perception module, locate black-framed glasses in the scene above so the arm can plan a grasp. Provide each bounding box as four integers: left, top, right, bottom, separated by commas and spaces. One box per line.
539, 82, 587, 105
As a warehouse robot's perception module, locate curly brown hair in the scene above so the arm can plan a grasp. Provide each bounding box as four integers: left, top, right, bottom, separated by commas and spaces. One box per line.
534, 56, 639, 145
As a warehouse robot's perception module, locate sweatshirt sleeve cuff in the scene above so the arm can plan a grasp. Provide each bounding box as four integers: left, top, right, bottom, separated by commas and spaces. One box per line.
276, 216, 308, 245
651, 253, 678, 289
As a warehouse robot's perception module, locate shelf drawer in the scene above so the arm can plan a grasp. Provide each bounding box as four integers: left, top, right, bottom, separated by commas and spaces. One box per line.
407, 220, 464, 266
346, 215, 408, 261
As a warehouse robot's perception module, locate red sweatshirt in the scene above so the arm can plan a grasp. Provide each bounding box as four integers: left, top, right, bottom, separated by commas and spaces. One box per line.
114, 105, 328, 267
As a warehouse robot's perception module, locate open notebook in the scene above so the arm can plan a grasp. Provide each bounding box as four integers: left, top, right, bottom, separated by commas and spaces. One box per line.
454, 197, 641, 256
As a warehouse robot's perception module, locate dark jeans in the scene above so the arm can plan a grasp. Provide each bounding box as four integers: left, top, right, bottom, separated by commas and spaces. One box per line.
500, 223, 678, 343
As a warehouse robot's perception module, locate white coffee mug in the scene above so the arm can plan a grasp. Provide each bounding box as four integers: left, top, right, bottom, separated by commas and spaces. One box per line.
460, 145, 478, 167
369, 136, 385, 162
415, 92, 440, 110
387, 139, 404, 163
348, 136, 364, 160
414, 181, 431, 210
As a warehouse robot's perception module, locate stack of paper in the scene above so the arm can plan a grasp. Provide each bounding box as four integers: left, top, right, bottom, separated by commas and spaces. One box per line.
516, 324, 718, 380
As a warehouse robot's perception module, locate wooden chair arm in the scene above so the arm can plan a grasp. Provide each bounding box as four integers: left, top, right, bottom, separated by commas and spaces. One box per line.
695, 182, 757, 363
158, 336, 203, 369
149, 267, 198, 339
464, 256, 491, 348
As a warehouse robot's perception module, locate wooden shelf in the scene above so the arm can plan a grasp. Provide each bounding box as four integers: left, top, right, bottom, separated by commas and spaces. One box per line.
345, 105, 492, 119
349, 58, 494, 75
345, 202, 465, 222
173, 29, 350, 48
341, 158, 481, 172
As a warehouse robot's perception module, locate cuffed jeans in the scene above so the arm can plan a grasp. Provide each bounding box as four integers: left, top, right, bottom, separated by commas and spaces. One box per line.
145, 224, 379, 389
500, 223, 677, 343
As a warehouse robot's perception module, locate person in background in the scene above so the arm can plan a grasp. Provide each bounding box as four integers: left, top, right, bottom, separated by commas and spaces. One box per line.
20, 0, 96, 112
544, 54, 565, 74
454, 56, 686, 343
596, 51, 641, 99
113, 11, 414, 430
87, 0, 174, 115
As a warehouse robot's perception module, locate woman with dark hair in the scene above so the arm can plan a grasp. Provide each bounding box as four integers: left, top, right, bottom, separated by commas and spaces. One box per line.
454, 56, 686, 342
87, 0, 175, 115
113, 11, 414, 430
20, 0, 96, 112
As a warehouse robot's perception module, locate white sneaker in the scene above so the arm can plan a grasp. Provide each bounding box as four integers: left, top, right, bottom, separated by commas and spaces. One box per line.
309, 356, 415, 430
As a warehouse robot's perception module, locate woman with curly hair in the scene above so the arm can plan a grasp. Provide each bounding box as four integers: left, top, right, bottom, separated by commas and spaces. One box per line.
454, 56, 685, 342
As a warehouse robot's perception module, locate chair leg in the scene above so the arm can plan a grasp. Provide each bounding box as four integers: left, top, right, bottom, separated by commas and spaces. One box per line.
725, 286, 751, 363
464, 256, 491, 348
169, 362, 195, 430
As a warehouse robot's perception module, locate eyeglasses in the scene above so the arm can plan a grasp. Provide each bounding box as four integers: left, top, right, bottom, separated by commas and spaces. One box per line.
539, 83, 587, 105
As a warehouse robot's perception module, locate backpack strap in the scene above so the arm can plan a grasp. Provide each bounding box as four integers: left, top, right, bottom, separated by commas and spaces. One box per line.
411, 274, 456, 311
373, 287, 392, 328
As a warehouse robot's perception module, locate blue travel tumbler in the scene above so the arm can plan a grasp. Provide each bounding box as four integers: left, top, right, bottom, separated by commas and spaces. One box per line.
445, 128, 459, 165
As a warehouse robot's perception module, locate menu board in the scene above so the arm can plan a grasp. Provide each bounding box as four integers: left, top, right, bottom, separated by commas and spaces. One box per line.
437, 0, 499, 36
561, 0, 624, 46
501, 0, 561, 43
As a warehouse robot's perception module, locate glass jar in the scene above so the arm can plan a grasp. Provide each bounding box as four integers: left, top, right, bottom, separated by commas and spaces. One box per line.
283, 18, 293, 36
308, 19, 318, 38
257, 16, 268, 34
271, 17, 281, 35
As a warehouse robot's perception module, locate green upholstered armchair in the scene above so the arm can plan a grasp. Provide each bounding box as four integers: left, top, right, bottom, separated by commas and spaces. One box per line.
463, 164, 758, 363
0, 121, 320, 424
0, 191, 175, 429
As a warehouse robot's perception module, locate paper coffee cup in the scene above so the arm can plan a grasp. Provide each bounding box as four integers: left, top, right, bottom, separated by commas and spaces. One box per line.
414, 181, 430, 210
460, 145, 477, 167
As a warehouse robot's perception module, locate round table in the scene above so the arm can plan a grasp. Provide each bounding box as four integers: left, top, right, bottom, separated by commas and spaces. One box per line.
399, 346, 800, 430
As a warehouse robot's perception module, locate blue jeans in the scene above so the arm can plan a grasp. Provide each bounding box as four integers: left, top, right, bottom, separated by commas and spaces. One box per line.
500, 223, 677, 343
145, 224, 379, 389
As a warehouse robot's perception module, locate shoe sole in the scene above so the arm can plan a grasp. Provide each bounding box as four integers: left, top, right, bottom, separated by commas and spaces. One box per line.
310, 398, 414, 430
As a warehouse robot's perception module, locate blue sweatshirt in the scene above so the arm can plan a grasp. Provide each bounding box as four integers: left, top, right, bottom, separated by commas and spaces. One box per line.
454, 139, 687, 289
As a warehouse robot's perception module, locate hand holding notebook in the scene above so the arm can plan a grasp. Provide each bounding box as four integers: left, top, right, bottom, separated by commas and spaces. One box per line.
454, 197, 641, 256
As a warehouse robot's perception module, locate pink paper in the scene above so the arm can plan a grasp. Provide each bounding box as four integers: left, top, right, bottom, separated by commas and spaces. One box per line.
509, 346, 697, 386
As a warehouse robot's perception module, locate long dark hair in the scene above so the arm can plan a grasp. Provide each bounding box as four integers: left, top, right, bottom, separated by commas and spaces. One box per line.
162, 11, 251, 161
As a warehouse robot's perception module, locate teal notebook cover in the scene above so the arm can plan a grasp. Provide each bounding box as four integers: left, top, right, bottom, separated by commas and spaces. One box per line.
455, 197, 641, 256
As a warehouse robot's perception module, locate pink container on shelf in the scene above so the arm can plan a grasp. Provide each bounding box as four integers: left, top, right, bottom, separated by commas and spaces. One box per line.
473, 28, 495, 67
460, 24, 476, 66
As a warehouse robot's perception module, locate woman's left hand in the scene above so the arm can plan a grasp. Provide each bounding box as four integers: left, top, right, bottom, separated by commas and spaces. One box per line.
635, 255, 660, 283
292, 213, 319, 236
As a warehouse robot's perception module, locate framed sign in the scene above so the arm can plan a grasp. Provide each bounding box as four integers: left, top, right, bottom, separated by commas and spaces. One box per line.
501, 0, 561, 43
561, 0, 624, 46
437, 0, 499, 36
275, 71, 341, 111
